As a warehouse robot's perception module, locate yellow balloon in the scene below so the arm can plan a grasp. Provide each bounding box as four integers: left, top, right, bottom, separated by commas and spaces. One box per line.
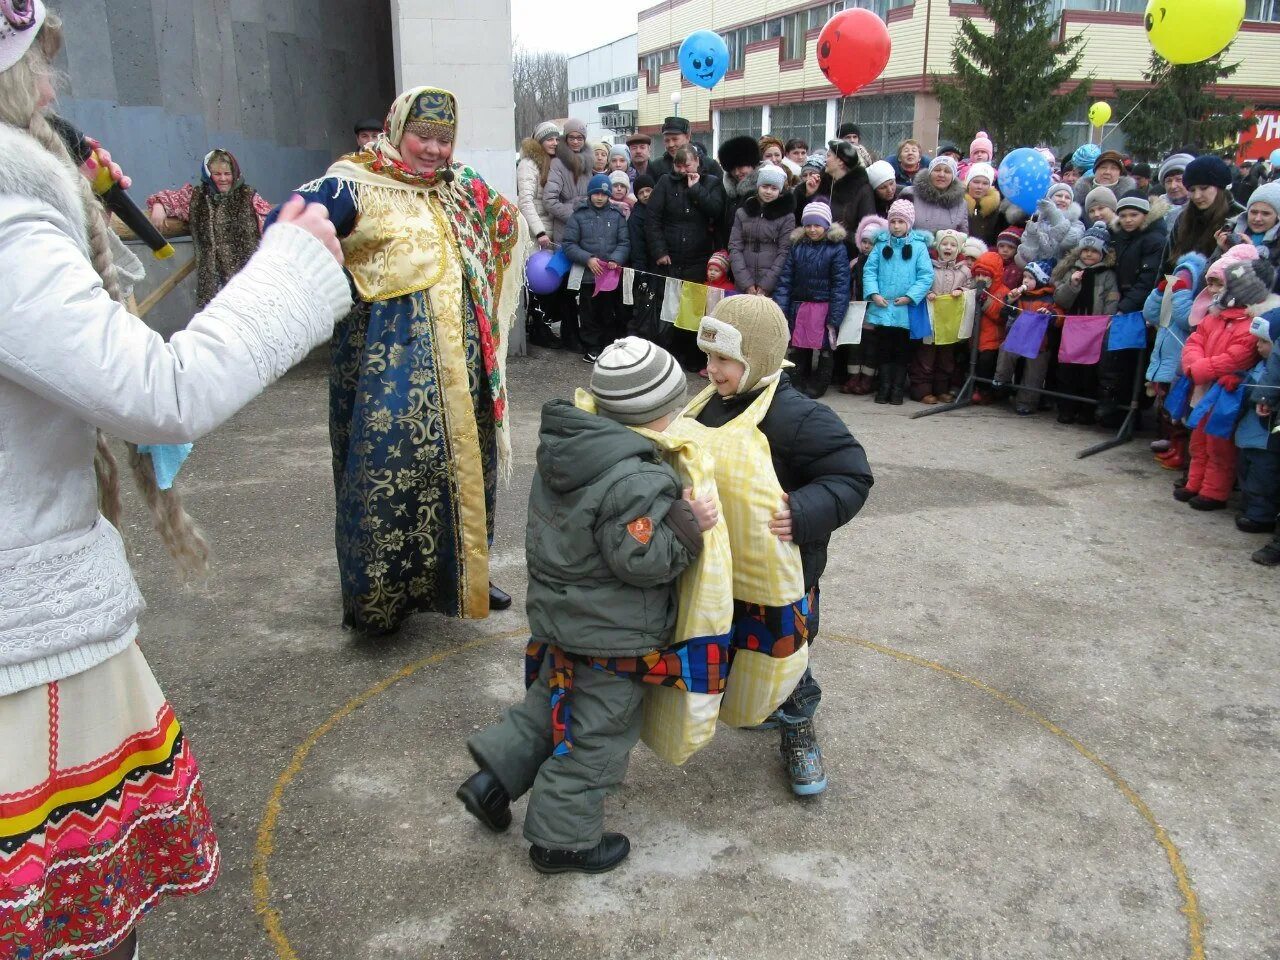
1088, 101, 1112, 127
1144, 0, 1245, 64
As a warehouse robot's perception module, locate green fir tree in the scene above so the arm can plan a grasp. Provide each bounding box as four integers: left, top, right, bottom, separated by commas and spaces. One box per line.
934, 0, 1091, 151
1115, 52, 1253, 161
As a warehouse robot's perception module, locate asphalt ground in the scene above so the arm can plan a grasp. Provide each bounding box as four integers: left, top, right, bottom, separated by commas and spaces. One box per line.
120, 345, 1277, 960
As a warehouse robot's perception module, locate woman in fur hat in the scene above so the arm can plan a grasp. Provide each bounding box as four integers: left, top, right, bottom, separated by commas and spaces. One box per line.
718, 133, 763, 230
0, 6, 349, 957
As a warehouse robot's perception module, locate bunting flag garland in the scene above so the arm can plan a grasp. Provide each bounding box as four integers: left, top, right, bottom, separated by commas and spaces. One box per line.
675, 278, 708, 331
929, 291, 971, 346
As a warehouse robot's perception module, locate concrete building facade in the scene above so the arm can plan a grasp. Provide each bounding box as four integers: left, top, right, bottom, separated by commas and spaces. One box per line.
392, 0, 518, 197
636, 0, 1280, 159
52, 0, 395, 206
567, 34, 640, 144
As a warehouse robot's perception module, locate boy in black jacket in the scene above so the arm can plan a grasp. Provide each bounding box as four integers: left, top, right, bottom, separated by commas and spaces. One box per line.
694, 296, 874, 795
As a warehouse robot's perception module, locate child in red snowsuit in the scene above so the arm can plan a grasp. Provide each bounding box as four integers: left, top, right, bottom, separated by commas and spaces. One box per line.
1175, 254, 1275, 509
969, 249, 1010, 403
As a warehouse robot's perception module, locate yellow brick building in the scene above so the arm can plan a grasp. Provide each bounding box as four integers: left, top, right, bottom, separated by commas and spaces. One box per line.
636, 0, 1280, 157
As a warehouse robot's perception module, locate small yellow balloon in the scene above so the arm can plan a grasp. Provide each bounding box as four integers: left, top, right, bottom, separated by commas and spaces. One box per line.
1088, 101, 1112, 127
1144, 0, 1245, 64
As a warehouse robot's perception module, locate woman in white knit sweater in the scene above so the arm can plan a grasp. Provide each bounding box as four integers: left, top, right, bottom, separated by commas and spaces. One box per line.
0, 5, 349, 958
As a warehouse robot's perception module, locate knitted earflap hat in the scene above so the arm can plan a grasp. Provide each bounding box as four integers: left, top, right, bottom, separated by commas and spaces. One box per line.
0, 0, 44, 72
590, 338, 688, 425
1023, 260, 1053, 287
697, 296, 790, 394
1205, 242, 1259, 284
887, 198, 916, 228
857, 214, 889, 242
1222, 258, 1276, 308
934, 228, 967, 254
708, 250, 730, 274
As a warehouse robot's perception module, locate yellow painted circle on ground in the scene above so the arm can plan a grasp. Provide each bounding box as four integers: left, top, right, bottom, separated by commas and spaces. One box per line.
252, 630, 1205, 960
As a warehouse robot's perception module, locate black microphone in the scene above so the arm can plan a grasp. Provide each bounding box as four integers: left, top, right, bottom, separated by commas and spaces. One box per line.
47, 113, 175, 260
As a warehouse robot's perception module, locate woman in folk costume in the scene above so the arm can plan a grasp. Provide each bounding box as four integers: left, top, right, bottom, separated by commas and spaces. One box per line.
0, 4, 350, 958
275, 87, 528, 635
146, 148, 273, 307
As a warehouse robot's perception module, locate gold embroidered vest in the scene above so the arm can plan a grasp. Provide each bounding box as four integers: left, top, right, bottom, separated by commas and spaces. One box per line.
339, 177, 452, 303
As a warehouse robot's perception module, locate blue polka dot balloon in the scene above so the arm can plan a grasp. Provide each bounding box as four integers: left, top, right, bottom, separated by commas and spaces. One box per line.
998, 148, 1053, 214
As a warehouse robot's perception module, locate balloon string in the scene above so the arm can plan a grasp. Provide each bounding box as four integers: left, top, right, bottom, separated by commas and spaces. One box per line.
1099, 89, 1151, 148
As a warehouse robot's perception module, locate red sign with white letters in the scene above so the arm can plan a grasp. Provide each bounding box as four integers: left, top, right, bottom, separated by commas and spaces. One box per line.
1238, 108, 1280, 162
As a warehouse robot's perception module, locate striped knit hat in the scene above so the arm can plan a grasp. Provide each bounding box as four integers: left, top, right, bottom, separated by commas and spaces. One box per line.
590, 338, 688, 425
708, 250, 731, 274
802, 200, 833, 227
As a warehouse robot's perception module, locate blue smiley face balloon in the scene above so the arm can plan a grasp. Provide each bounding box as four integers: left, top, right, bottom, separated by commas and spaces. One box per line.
679, 30, 729, 89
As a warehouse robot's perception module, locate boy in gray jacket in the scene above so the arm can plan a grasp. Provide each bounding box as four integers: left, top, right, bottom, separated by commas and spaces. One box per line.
458, 339, 716, 874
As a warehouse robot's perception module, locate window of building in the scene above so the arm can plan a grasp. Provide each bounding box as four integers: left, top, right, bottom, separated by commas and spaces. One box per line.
781, 11, 806, 60
1246, 0, 1280, 18
772, 102, 829, 150
720, 107, 764, 143
837, 93, 914, 157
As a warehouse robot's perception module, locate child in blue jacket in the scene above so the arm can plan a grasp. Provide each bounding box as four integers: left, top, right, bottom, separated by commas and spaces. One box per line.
1144, 251, 1207, 470
863, 199, 934, 405
563, 174, 631, 362
773, 200, 852, 399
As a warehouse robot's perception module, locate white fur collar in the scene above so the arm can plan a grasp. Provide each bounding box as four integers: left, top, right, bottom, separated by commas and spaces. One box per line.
0, 122, 89, 254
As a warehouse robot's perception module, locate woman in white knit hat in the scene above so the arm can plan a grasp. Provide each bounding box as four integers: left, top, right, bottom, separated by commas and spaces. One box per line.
0, 4, 349, 957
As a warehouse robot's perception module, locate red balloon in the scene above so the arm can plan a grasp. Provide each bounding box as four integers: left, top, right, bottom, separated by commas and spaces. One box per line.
816, 8, 891, 96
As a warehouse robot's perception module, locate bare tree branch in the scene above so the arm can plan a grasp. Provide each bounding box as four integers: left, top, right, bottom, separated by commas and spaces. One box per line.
512, 43, 568, 146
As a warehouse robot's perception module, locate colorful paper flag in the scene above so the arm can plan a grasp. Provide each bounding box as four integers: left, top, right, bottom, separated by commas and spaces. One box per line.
930, 292, 968, 346
837, 300, 867, 346
908, 299, 933, 341
593, 265, 621, 295
1002, 310, 1051, 359
675, 278, 708, 331
1058, 315, 1110, 365
1107, 310, 1147, 350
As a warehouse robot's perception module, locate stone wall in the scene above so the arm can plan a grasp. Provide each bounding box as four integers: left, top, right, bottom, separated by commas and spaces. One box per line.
52, 0, 396, 205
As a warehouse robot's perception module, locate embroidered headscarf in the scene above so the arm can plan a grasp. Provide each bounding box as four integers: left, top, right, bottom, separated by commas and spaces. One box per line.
325, 86, 525, 478
200, 148, 243, 202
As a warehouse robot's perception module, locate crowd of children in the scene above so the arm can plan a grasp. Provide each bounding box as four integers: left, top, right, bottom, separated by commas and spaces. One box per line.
517, 118, 1280, 568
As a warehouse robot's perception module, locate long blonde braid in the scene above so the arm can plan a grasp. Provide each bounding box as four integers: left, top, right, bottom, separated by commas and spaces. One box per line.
11, 16, 210, 577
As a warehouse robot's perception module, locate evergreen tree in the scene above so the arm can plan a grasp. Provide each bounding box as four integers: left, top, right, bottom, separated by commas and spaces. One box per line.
934, 0, 1090, 151
1116, 52, 1252, 161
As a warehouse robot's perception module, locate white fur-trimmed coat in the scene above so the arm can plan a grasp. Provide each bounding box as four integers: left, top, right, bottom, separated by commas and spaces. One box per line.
0, 122, 351, 695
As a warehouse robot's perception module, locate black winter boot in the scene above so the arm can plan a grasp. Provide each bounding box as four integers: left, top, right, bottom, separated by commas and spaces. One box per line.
456, 769, 511, 832
874, 365, 892, 404
806, 349, 834, 399
889, 363, 907, 405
